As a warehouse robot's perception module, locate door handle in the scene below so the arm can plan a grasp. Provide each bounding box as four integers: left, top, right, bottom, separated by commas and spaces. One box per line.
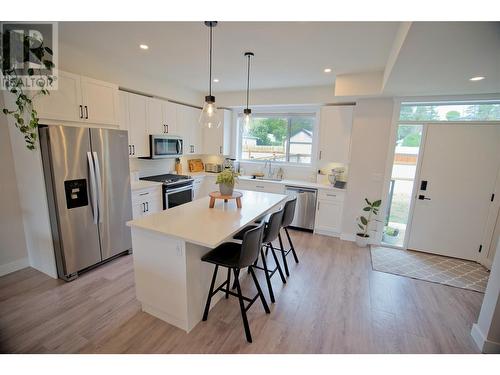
132, 145, 135, 155
93, 152, 103, 223
418, 194, 431, 200
165, 124, 169, 133
128, 145, 131, 155
319, 150, 322, 160
79, 105, 84, 119
142, 203, 146, 213
146, 202, 149, 212
87, 152, 98, 224
84, 105, 89, 119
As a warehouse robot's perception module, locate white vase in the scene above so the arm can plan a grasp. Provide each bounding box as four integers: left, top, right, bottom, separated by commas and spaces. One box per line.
355, 234, 370, 247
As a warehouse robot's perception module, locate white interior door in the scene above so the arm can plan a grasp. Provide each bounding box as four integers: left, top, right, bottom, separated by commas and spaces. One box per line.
408, 124, 500, 261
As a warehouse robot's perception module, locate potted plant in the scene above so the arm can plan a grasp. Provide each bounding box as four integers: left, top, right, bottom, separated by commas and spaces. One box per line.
355, 198, 381, 247
383, 226, 400, 245
216, 169, 239, 196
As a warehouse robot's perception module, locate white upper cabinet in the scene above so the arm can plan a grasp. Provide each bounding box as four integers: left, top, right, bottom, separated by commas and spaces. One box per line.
34, 70, 119, 126
178, 105, 202, 155
34, 71, 82, 122
80, 77, 119, 125
318, 106, 354, 164
203, 109, 232, 156
146, 97, 178, 135
119, 91, 149, 158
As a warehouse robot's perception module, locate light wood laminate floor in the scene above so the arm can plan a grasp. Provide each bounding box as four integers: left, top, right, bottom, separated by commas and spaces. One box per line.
0, 231, 483, 353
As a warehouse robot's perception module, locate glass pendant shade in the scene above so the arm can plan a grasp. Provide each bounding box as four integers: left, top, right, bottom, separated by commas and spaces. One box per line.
199, 96, 220, 129
243, 108, 252, 131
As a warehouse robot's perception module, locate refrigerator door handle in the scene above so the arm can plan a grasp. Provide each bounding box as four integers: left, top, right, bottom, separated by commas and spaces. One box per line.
87, 152, 98, 224
93, 152, 104, 223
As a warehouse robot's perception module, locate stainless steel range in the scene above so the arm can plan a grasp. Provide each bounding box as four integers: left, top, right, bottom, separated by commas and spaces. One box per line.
140, 174, 194, 209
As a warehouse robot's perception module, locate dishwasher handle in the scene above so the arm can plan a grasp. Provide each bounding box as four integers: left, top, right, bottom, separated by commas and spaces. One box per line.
285, 186, 317, 194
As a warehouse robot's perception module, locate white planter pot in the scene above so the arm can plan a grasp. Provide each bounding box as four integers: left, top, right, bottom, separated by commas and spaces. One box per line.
383, 233, 399, 245
219, 183, 234, 196
355, 234, 370, 247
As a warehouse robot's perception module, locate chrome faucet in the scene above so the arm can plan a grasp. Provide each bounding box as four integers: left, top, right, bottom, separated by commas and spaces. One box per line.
264, 160, 272, 178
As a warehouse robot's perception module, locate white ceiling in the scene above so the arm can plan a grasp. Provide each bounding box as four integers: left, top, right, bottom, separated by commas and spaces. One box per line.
58, 21, 500, 98
59, 22, 400, 93
383, 22, 500, 96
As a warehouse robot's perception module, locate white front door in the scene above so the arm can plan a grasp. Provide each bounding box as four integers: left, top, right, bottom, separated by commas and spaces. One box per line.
408, 124, 500, 261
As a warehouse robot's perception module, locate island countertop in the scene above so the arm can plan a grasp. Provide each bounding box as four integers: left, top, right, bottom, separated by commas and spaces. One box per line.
127, 190, 287, 248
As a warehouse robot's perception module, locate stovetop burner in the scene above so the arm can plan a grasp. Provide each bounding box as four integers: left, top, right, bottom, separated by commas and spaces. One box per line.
140, 173, 193, 185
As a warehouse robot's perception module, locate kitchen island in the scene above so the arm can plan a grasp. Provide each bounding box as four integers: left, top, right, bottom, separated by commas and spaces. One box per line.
127, 190, 287, 332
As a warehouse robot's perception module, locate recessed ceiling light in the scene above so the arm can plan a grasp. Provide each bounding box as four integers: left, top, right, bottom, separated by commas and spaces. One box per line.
324, 68, 332, 73
139, 44, 149, 50
469, 76, 485, 81
213, 78, 219, 83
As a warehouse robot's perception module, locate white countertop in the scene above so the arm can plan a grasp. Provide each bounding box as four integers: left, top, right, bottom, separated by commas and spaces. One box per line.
186, 171, 345, 191
237, 175, 345, 192
127, 190, 287, 248
130, 180, 163, 191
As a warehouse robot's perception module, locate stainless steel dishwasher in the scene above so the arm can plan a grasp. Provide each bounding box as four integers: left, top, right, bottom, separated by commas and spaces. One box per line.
284, 186, 317, 231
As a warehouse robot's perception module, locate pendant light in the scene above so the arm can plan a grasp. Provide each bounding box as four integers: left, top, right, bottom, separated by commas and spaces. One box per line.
243, 52, 254, 129
199, 21, 221, 129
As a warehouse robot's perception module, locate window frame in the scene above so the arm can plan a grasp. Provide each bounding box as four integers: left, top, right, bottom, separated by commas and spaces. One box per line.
237, 111, 318, 166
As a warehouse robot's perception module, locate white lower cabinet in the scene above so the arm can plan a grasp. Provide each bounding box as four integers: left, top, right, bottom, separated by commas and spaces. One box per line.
314, 190, 345, 235
132, 186, 162, 219
237, 179, 285, 194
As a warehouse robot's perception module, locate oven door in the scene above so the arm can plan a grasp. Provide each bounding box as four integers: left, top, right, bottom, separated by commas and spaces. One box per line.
165, 185, 193, 209
151, 136, 183, 158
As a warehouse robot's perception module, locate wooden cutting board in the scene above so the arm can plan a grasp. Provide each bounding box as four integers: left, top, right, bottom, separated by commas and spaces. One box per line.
188, 159, 204, 172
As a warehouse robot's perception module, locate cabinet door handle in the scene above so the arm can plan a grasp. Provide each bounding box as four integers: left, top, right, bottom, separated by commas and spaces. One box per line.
326, 194, 336, 197
79, 105, 83, 119
84, 105, 89, 119
219, 146, 222, 154
142, 203, 146, 213
319, 150, 322, 160
128, 145, 131, 155
139, 192, 149, 196
132, 145, 135, 155
165, 124, 169, 133
317, 201, 320, 211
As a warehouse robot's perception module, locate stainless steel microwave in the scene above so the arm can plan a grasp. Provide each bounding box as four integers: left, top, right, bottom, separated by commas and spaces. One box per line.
144, 135, 183, 159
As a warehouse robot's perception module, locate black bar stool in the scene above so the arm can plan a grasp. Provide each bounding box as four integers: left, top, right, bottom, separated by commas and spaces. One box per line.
233, 208, 287, 303
201, 222, 270, 343
277, 197, 299, 277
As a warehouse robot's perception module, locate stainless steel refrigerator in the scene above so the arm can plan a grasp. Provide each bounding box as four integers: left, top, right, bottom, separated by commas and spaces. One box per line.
39, 125, 132, 281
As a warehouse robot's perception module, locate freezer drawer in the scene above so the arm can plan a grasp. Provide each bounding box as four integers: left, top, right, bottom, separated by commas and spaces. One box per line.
285, 186, 317, 230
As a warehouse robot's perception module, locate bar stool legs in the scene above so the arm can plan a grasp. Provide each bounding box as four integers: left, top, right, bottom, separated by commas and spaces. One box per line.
278, 233, 290, 277
285, 227, 299, 264
259, 247, 275, 303
233, 268, 252, 343
268, 243, 287, 283
225, 268, 231, 299
203, 265, 219, 321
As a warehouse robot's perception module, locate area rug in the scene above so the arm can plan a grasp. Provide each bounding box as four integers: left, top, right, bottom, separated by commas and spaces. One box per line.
370, 246, 489, 293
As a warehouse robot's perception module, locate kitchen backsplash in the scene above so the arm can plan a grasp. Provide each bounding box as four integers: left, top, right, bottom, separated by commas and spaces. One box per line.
129, 154, 225, 177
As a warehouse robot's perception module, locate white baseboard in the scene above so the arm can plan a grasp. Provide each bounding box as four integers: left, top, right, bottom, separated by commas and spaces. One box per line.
340, 233, 356, 242
471, 323, 500, 354
0, 257, 29, 277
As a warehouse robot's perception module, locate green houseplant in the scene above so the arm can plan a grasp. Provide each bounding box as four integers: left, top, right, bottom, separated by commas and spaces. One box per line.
355, 198, 382, 247
216, 169, 239, 196
1, 32, 55, 150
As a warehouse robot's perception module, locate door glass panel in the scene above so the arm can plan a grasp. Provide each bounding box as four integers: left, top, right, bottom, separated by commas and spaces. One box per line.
383, 124, 423, 247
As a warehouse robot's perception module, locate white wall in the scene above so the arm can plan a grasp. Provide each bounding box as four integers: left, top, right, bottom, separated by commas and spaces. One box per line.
2, 92, 58, 278
0, 95, 30, 276
472, 239, 500, 353
341, 98, 395, 240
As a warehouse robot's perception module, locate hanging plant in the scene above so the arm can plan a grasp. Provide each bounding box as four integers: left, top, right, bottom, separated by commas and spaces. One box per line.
1, 32, 55, 150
